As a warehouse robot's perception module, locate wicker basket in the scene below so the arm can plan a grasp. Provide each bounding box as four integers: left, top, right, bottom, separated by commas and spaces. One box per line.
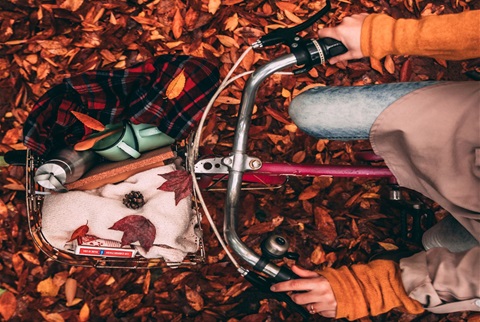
25, 149, 205, 269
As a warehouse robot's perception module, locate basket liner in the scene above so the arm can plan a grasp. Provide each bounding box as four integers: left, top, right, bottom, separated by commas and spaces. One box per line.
41, 164, 199, 262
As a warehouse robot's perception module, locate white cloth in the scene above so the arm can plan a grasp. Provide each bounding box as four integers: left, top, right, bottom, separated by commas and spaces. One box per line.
41, 164, 199, 262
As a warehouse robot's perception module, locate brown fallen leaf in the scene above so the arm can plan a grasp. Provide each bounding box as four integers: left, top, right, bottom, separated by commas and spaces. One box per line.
157, 170, 193, 205
0, 291, 16, 321
314, 206, 337, 244
165, 69, 186, 100
172, 9, 184, 40
79, 303, 90, 322
71, 111, 106, 131
37, 277, 61, 297
65, 278, 77, 306
38, 310, 65, 322
185, 285, 204, 311
118, 293, 144, 312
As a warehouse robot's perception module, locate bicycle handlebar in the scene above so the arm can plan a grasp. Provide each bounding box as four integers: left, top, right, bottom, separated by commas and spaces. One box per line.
222, 3, 347, 310
224, 35, 347, 282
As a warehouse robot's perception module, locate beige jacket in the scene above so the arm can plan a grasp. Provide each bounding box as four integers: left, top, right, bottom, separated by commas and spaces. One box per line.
370, 82, 480, 313
362, 10, 480, 314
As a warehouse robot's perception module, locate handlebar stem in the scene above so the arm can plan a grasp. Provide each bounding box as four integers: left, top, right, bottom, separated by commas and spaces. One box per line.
224, 53, 298, 278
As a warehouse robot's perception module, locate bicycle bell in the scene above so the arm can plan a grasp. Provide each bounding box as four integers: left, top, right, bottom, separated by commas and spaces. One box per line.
261, 234, 290, 259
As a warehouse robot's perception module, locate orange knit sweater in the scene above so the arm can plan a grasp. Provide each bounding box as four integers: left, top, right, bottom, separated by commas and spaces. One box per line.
318, 260, 424, 320
361, 10, 480, 60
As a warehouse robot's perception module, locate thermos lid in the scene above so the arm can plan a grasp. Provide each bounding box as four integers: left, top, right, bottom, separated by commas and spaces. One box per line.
34, 161, 69, 191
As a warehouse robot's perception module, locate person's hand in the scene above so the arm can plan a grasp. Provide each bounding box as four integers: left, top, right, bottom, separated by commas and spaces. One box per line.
317, 13, 368, 64
270, 265, 337, 317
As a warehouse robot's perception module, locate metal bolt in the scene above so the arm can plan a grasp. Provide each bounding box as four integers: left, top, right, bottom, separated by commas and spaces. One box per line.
291, 43, 298, 48
249, 159, 262, 170
294, 36, 300, 41
223, 157, 232, 165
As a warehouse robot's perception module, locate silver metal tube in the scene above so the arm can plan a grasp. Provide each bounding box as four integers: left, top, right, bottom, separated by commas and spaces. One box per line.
224, 53, 298, 277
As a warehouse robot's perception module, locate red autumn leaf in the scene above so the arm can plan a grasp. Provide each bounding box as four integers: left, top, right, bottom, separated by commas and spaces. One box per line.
109, 215, 156, 251
68, 222, 89, 242
157, 170, 193, 205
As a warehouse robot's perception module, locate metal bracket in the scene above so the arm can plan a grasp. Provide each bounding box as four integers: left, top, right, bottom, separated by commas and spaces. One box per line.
194, 156, 263, 174
222, 155, 262, 172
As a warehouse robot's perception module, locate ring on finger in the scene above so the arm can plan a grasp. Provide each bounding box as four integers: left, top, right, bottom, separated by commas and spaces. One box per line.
309, 304, 316, 314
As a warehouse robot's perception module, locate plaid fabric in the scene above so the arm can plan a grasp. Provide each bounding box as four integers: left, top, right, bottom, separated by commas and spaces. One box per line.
23, 55, 220, 155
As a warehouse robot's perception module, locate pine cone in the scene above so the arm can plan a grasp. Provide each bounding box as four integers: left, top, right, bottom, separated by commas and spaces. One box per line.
123, 191, 145, 209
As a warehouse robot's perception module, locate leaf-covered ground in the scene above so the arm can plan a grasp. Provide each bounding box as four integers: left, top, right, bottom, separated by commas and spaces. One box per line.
0, 0, 479, 321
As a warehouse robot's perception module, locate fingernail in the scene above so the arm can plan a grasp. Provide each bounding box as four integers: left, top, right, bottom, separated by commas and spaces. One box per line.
270, 286, 276, 291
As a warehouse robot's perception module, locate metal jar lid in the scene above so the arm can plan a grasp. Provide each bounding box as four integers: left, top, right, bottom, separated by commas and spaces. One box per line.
34, 160, 70, 191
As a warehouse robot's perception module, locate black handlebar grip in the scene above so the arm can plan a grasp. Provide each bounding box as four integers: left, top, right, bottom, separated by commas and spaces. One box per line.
275, 266, 301, 282
3, 150, 27, 166
318, 37, 348, 60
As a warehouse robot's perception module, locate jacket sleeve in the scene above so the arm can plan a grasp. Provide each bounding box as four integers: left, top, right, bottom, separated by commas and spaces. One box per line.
360, 10, 480, 60
400, 246, 480, 313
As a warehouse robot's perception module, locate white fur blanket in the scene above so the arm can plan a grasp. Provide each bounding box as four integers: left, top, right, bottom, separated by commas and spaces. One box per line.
41, 164, 199, 262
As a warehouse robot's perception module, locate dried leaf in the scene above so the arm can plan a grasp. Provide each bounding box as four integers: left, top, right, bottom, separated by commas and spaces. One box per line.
68, 222, 89, 242
118, 293, 143, 312
216, 96, 241, 105
264, 106, 291, 124
59, 0, 84, 12
157, 170, 193, 205
370, 57, 383, 74
79, 303, 90, 321
71, 111, 106, 131
208, 0, 221, 14
292, 151, 305, 163
185, 285, 204, 311
109, 215, 156, 251
310, 245, 326, 265
276, 2, 299, 12
38, 310, 65, 322
37, 277, 61, 297
216, 35, 239, 48
165, 70, 186, 100
314, 206, 337, 244
65, 278, 77, 306
298, 185, 320, 200
400, 58, 412, 82
1, 128, 21, 145
12, 253, 24, 276
225, 13, 239, 32
378, 242, 399, 251
384, 55, 395, 74
0, 291, 16, 321
0, 199, 7, 218
284, 10, 304, 24
172, 9, 184, 40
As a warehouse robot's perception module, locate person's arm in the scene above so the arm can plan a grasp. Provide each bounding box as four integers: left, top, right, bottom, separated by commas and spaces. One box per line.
318, 10, 480, 63
270, 246, 480, 320
271, 260, 424, 321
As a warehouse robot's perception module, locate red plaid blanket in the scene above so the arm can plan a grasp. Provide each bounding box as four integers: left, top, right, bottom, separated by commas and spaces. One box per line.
23, 55, 220, 155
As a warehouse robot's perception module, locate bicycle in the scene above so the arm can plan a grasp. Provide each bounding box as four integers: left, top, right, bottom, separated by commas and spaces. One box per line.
4, 0, 437, 319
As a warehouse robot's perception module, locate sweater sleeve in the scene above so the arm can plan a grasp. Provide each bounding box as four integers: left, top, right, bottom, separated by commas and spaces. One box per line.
360, 10, 480, 60
317, 260, 424, 321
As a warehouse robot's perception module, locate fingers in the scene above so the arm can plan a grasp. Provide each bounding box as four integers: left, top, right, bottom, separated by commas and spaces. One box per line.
317, 26, 338, 40
292, 265, 319, 278
317, 309, 336, 318
270, 277, 315, 292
